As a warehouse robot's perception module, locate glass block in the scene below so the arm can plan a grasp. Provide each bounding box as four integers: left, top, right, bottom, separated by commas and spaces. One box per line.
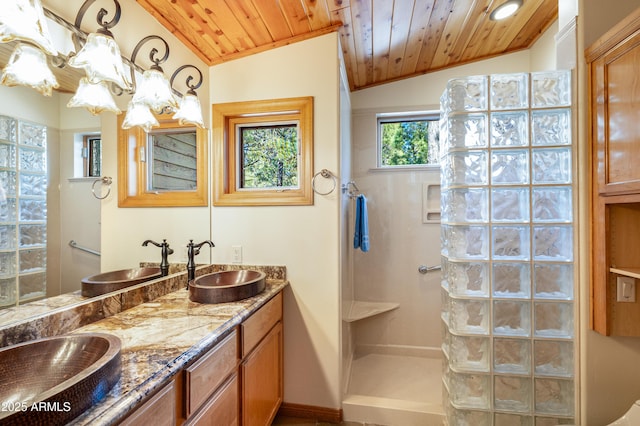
535, 378, 574, 416
490, 73, 529, 110
443, 151, 489, 187
532, 187, 572, 223
0, 277, 16, 307
532, 70, 571, 108
441, 286, 451, 324
495, 413, 533, 426
532, 148, 572, 184
450, 408, 491, 426
492, 226, 530, 260
19, 248, 46, 273
449, 297, 490, 335
19, 199, 46, 221
491, 149, 529, 185
494, 338, 531, 374
0, 225, 17, 250
534, 302, 574, 338
535, 417, 575, 426
448, 261, 489, 297
442, 323, 452, 356
449, 225, 489, 260
19, 272, 46, 300
442, 188, 489, 223
450, 335, 490, 372
534, 340, 574, 377
19, 224, 46, 247
0, 197, 16, 222
533, 226, 573, 261
0, 171, 17, 196
19, 173, 47, 196
494, 376, 532, 412
493, 262, 531, 298
0, 115, 16, 142
450, 371, 491, 409
448, 113, 488, 149
492, 187, 530, 222
532, 109, 571, 146
19, 122, 46, 147
491, 111, 528, 147
534, 263, 574, 300
0, 252, 16, 277
446, 75, 488, 112
449, 408, 491, 426
493, 300, 531, 336
0, 142, 16, 167
19, 148, 46, 173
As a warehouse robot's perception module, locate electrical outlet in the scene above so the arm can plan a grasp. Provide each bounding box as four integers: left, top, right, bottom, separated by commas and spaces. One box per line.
232, 245, 242, 264
617, 276, 636, 302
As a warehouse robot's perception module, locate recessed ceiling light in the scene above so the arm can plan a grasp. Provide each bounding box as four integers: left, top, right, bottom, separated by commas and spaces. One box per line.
490, 0, 523, 21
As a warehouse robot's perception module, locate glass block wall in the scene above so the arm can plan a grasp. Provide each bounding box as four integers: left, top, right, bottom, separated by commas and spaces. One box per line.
440, 71, 575, 425
0, 116, 48, 307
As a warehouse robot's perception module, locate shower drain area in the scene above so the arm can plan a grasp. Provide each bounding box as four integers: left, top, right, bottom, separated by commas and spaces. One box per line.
343, 350, 445, 425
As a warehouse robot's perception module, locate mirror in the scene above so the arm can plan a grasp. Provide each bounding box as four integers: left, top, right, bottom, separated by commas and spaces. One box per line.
117, 114, 208, 207
0, 88, 102, 316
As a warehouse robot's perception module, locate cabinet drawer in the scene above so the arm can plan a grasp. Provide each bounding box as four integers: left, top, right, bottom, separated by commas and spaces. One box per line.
120, 380, 176, 426
186, 375, 238, 426
185, 329, 238, 417
241, 293, 282, 357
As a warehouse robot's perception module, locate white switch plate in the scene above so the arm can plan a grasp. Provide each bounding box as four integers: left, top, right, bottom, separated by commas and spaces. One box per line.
617, 276, 636, 302
232, 245, 242, 264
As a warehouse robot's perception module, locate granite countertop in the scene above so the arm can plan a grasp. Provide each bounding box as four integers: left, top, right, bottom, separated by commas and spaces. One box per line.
70, 279, 288, 425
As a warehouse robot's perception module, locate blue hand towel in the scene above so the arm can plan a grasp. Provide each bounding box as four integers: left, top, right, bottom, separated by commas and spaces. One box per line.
354, 194, 369, 252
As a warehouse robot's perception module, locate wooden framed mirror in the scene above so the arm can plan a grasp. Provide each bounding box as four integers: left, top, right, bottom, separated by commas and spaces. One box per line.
117, 115, 208, 207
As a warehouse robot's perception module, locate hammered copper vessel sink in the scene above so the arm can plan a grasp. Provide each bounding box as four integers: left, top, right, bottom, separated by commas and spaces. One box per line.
0, 333, 122, 425
81, 267, 162, 297
189, 270, 266, 304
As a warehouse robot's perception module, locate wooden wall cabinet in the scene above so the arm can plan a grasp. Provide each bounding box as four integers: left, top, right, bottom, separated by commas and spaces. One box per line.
119, 291, 283, 425
588, 8, 640, 336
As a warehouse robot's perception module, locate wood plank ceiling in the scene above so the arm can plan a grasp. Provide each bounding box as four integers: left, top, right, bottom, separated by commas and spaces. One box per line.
136, 0, 558, 91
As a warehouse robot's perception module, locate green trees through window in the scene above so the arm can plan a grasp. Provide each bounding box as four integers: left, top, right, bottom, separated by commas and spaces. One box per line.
240, 124, 299, 189
379, 115, 440, 166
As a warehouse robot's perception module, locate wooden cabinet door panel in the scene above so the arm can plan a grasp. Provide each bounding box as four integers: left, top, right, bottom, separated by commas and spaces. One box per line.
241, 322, 283, 426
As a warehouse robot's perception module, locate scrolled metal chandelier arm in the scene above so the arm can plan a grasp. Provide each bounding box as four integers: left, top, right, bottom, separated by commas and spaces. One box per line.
74, 0, 122, 36
128, 35, 171, 94
170, 64, 203, 96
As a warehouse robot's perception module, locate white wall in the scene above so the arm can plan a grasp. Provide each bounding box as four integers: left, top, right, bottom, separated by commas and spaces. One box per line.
209, 33, 343, 409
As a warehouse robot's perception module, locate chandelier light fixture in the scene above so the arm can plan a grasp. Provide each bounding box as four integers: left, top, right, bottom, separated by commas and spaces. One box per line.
0, 0, 206, 130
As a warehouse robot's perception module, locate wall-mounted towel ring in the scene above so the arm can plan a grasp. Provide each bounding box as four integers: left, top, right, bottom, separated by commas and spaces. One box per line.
312, 169, 337, 195
92, 176, 113, 200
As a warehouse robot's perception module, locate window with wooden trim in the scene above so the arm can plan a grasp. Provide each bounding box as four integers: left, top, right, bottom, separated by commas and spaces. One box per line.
213, 97, 314, 206
117, 115, 208, 207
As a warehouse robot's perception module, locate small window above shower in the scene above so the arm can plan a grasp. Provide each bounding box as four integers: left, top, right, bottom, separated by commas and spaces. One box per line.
377, 111, 441, 169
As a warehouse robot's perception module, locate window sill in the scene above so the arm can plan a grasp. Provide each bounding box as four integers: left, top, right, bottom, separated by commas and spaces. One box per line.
368, 165, 440, 173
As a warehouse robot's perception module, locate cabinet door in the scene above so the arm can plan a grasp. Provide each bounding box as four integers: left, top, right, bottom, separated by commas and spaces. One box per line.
241, 322, 283, 426
187, 375, 239, 426
591, 28, 640, 195
120, 380, 176, 426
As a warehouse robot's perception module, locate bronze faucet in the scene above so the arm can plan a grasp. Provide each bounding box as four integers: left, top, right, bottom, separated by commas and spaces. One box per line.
187, 239, 215, 284
142, 239, 173, 277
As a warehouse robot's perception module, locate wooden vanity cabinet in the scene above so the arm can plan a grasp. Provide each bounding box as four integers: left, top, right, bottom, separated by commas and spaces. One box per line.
588, 8, 640, 336
240, 293, 283, 426
118, 291, 283, 425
